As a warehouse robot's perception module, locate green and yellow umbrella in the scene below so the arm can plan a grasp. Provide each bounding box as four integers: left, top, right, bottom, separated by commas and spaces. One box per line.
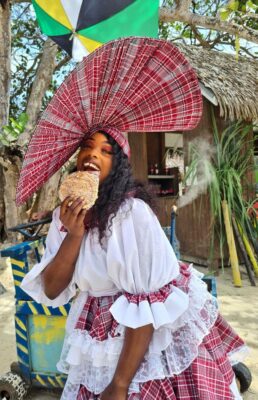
32, 0, 159, 61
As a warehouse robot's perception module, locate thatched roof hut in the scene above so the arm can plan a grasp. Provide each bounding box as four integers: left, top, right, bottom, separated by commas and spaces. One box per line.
177, 43, 258, 122
129, 44, 257, 267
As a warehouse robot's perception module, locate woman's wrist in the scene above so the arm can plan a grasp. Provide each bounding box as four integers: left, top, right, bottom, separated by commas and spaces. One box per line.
66, 231, 85, 240
111, 375, 130, 390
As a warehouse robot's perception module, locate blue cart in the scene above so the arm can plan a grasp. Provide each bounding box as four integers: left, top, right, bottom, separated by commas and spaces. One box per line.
0, 236, 70, 400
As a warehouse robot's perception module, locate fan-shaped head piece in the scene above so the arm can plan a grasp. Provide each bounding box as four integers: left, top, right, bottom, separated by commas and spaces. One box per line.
16, 37, 202, 205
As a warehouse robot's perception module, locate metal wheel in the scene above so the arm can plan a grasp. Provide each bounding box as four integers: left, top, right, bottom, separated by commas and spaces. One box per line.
0, 373, 27, 400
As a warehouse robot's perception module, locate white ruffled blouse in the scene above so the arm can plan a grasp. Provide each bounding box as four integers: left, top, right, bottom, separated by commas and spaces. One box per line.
21, 198, 224, 398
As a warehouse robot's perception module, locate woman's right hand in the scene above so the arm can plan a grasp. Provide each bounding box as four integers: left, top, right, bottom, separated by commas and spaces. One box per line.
60, 197, 88, 238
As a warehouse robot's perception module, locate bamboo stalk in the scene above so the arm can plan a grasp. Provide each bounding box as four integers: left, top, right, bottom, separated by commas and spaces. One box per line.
246, 220, 258, 256
237, 222, 258, 278
232, 217, 256, 286
222, 200, 242, 287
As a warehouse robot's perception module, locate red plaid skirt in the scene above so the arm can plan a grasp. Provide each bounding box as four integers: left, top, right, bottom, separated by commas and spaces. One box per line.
74, 269, 244, 399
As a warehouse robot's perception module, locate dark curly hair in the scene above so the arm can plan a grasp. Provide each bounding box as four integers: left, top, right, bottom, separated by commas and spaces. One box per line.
85, 132, 157, 243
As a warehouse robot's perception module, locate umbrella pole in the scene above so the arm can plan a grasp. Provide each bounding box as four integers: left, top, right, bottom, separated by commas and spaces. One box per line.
221, 200, 242, 287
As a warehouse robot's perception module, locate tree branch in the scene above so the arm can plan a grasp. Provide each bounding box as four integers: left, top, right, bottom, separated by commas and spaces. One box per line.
190, 25, 212, 48
10, 1, 258, 45
159, 6, 258, 44
17, 39, 58, 148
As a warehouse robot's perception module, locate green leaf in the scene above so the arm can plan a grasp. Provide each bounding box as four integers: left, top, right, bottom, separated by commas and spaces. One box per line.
247, 0, 256, 10
228, 0, 239, 11
0, 138, 10, 146
220, 8, 231, 20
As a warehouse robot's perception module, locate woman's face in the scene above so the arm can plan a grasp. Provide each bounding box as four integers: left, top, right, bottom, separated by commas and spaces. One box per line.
77, 132, 113, 184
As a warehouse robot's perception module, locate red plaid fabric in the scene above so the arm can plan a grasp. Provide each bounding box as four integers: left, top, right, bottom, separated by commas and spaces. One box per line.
73, 263, 244, 400
75, 293, 120, 340
16, 37, 202, 205
76, 315, 242, 399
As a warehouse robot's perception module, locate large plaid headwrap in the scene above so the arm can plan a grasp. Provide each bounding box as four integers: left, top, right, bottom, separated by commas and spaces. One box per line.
16, 37, 203, 205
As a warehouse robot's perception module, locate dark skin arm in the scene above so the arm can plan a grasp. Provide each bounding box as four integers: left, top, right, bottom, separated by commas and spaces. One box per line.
100, 324, 154, 400
43, 196, 154, 400
42, 196, 87, 299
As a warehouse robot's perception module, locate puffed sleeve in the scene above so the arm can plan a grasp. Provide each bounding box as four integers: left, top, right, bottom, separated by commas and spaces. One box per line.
107, 198, 189, 330
21, 207, 77, 307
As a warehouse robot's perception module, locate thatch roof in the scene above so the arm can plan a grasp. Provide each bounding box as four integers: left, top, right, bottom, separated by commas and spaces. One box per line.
176, 43, 258, 122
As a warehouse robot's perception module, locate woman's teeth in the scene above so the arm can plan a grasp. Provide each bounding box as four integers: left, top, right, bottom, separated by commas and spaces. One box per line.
83, 162, 100, 172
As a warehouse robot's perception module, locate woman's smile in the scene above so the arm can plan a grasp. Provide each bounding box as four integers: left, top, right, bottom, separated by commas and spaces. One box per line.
77, 132, 113, 183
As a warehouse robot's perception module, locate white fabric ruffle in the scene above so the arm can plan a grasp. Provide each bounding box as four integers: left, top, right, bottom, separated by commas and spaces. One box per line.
109, 286, 189, 330
20, 254, 76, 307
57, 268, 221, 396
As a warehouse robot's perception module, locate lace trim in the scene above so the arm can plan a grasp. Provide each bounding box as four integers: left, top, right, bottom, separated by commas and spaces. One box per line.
228, 344, 250, 366
57, 268, 222, 395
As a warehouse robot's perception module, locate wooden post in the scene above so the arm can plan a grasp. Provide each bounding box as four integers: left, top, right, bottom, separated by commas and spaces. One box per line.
128, 132, 148, 181
221, 200, 242, 287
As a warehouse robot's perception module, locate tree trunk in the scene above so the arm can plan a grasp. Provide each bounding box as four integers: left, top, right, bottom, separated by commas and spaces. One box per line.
0, 0, 11, 128
0, 166, 6, 241
28, 171, 62, 220
18, 38, 58, 148
17, 38, 61, 217
0, 1, 11, 241
0, 154, 28, 242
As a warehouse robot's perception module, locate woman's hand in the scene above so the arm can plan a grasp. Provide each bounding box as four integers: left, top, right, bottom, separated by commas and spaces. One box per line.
60, 196, 87, 238
99, 381, 128, 400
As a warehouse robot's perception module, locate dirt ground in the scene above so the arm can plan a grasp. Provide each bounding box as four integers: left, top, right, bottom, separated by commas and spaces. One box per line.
0, 251, 257, 399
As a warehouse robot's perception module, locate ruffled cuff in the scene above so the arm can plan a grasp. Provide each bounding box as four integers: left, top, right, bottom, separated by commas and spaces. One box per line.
109, 283, 189, 330
21, 256, 76, 307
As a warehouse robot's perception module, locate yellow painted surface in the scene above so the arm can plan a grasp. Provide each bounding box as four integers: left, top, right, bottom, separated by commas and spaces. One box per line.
10, 258, 25, 268
42, 304, 51, 316
58, 305, 68, 316
29, 315, 67, 373
30, 315, 66, 344
17, 342, 29, 354
15, 316, 26, 331
47, 377, 56, 386
16, 328, 27, 341
55, 376, 64, 387
13, 270, 25, 278
28, 302, 38, 315
36, 374, 47, 386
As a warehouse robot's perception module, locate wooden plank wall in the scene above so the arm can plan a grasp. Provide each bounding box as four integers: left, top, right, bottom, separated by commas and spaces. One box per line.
177, 100, 226, 267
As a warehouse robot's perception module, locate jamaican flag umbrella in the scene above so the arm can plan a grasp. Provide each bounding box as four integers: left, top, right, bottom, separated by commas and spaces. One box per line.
32, 0, 159, 61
